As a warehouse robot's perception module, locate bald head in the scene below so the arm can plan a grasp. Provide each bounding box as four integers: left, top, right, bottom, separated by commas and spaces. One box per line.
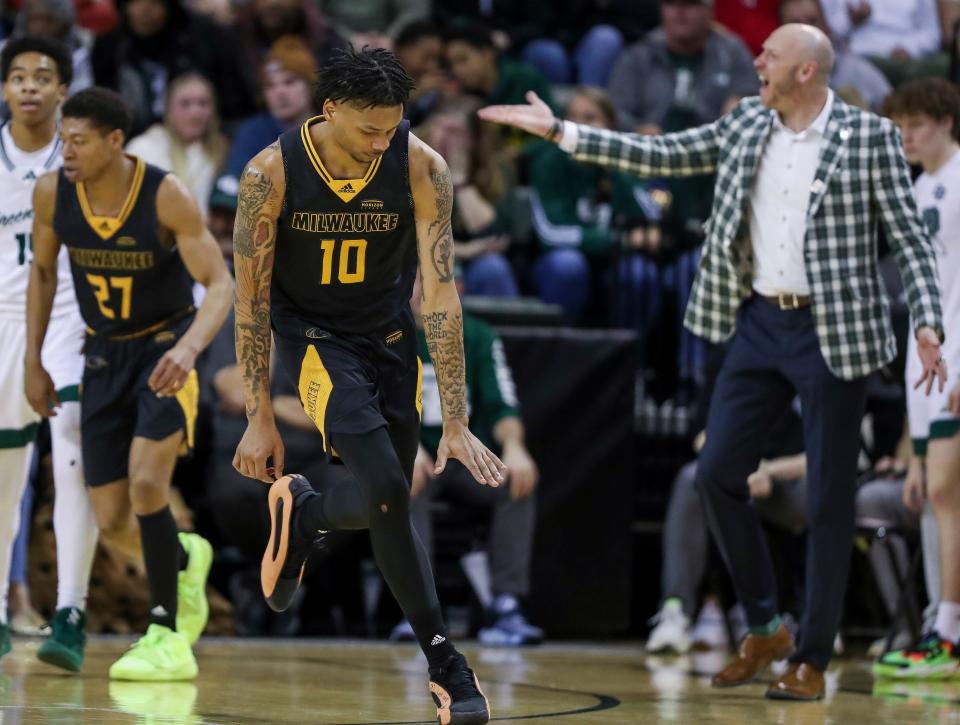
774, 23, 834, 84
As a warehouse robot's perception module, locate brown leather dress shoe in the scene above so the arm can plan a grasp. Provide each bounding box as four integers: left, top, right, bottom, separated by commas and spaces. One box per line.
711, 623, 795, 688
766, 663, 825, 701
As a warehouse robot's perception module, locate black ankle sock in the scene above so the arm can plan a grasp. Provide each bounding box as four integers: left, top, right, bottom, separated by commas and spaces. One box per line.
137, 507, 180, 630
410, 606, 457, 670
295, 492, 331, 540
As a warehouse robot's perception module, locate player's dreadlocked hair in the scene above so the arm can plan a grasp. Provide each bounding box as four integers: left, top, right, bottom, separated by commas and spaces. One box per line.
313, 46, 414, 111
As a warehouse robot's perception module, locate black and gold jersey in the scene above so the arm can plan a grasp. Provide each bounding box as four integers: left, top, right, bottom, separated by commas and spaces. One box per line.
272, 117, 418, 337
53, 157, 194, 337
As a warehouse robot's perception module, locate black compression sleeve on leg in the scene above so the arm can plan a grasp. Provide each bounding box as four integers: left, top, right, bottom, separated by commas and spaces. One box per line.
331, 427, 456, 668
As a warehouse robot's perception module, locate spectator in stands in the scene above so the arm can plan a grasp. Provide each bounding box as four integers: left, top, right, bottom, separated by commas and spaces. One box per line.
714, 0, 781, 57
525, 87, 662, 321
607, 0, 758, 133
391, 274, 543, 646
521, 22, 625, 87
820, 0, 946, 84
5, 0, 94, 93
235, 0, 346, 72
445, 24, 556, 150
3, 0, 121, 34
92, 0, 256, 135
210, 36, 317, 211
394, 20, 445, 126
126, 72, 227, 215
856, 454, 939, 655
320, 0, 429, 49
421, 99, 519, 297
780, 0, 890, 112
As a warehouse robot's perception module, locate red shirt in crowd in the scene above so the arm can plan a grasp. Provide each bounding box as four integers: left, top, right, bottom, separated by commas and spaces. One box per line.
714, 0, 781, 57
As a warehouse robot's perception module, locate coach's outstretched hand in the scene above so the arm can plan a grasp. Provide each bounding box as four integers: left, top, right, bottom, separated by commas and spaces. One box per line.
436, 420, 506, 487
477, 91, 556, 139
24, 361, 60, 417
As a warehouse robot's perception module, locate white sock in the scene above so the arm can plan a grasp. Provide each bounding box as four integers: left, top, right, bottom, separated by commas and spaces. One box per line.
0, 445, 34, 625
50, 403, 98, 612
935, 601, 960, 643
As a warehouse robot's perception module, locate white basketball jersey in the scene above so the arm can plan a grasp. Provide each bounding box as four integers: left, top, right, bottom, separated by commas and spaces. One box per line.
906, 149, 960, 440
914, 150, 960, 359
0, 121, 76, 320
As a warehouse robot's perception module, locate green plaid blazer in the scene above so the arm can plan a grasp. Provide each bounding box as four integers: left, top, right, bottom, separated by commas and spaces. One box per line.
571, 97, 943, 380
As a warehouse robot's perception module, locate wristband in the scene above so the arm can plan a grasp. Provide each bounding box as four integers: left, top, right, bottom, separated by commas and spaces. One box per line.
543, 119, 562, 142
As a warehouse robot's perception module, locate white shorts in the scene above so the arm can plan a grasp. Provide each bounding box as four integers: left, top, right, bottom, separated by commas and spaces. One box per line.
0, 310, 85, 446
906, 334, 960, 455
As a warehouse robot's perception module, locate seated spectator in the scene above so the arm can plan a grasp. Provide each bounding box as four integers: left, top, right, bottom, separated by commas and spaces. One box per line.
856, 456, 939, 655
445, 23, 556, 150
235, 0, 346, 72
714, 0, 781, 57
394, 20, 445, 127
4, 0, 95, 92
320, 0, 429, 49
5, 0, 120, 35
820, 0, 946, 85
92, 0, 257, 135
780, 0, 891, 112
525, 87, 663, 321
521, 22, 625, 87
607, 0, 758, 133
211, 36, 317, 211
421, 100, 519, 297
126, 72, 227, 215
391, 274, 543, 646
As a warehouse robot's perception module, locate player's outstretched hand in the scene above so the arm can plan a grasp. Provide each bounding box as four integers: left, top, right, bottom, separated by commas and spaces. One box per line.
234, 418, 285, 484
149, 343, 199, 398
24, 362, 60, 417
477, 91, 556, 139
436, 420, 506, 487
914, 327, 948, 395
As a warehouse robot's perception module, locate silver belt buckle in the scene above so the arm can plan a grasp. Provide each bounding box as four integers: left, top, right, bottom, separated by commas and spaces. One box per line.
777, 293, 800, 310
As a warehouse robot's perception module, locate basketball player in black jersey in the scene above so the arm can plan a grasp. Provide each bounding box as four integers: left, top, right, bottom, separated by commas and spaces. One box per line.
233, 47, 503, 724
25, 88, 233, 681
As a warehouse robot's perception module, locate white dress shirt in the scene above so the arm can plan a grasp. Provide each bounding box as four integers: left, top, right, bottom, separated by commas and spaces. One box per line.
750, 90, 834, 297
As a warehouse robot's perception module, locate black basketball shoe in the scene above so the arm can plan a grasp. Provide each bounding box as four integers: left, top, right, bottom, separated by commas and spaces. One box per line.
261, 474, 324, 612
428, 652, 490, 725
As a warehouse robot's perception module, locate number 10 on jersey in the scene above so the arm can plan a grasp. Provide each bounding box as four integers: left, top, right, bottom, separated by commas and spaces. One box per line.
319, 238, 366, 285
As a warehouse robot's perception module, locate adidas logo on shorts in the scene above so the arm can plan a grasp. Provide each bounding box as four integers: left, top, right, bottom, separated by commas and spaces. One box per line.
431, 635, 446, 646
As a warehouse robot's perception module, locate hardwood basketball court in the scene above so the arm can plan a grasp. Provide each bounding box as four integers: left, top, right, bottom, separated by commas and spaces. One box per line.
0, 638, 954, 723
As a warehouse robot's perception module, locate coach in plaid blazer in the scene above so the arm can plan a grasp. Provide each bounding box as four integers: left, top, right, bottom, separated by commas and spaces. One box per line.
480, 23, 948, 700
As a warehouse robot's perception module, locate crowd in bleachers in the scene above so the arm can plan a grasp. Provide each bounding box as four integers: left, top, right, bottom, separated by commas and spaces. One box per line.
5, 0, 960, 650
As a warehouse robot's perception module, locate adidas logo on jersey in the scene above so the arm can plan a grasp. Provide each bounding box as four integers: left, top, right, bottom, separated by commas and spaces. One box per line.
338, 183, 356, 194
22, 171, 36, 181
151, 605, 169, 618
305, 327, 330, 340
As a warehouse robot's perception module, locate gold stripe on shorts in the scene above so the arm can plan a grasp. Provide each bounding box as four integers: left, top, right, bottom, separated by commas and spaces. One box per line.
298, 346, 334, 451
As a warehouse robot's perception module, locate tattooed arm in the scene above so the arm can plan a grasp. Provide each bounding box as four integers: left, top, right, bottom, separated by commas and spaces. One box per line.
232, 142, 287, 483
410, 136, 506, 486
